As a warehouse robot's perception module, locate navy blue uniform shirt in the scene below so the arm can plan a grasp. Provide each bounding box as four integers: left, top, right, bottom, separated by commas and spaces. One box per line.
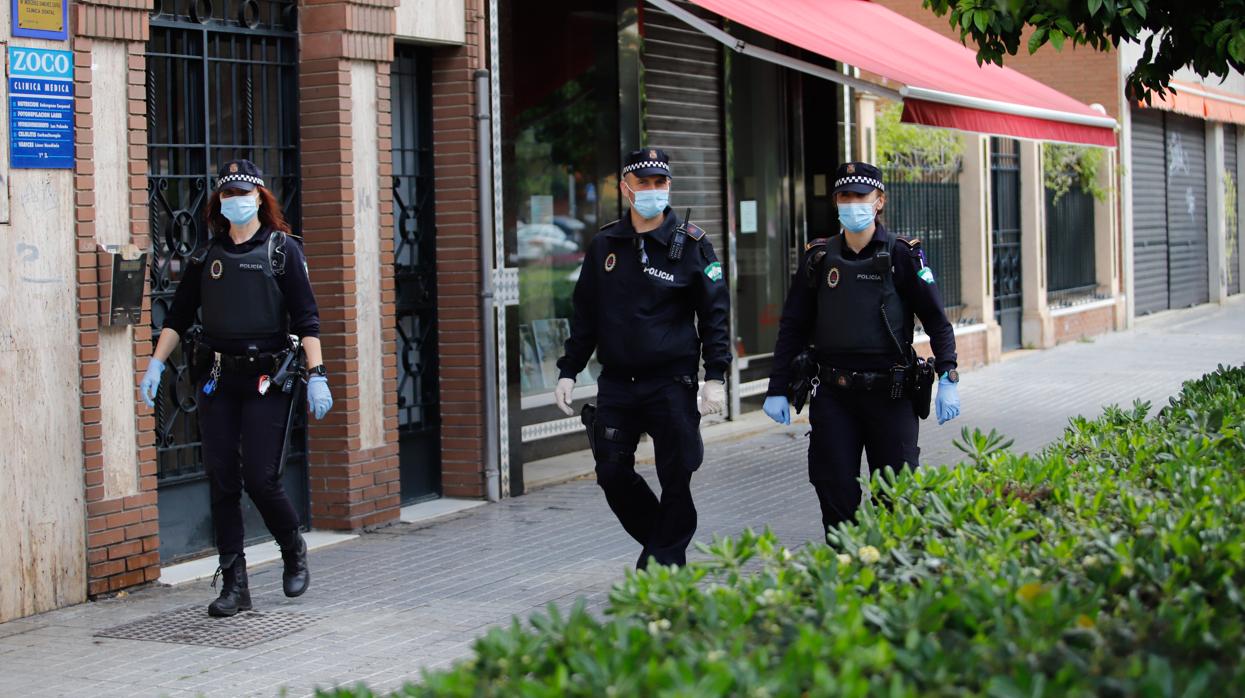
766, 223, 957, 397
558, 208, 732, 382
164, 227, 321, 354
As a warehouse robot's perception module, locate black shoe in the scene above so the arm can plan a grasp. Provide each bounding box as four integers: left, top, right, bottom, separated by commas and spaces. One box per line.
208, 555, 252, 617
281, 533, 310, 598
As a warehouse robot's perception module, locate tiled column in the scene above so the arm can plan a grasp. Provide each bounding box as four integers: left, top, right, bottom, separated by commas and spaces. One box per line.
958, 133, 1000, 363
73, 0, 160, 598
299, 0, 402, 530
1020, 140, 1054, 349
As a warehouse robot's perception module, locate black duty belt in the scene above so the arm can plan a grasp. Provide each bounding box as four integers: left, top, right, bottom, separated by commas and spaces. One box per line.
819, 367, 893, 392
217, 351, 284, 375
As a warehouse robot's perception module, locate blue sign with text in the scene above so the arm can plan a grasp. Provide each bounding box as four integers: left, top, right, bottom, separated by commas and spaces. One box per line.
9, 46, 73, 169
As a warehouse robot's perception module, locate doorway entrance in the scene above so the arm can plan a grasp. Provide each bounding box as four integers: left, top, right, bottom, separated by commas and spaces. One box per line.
391, 45, 442, 504
146, 0, 305, 562
990, 137, 1023, 351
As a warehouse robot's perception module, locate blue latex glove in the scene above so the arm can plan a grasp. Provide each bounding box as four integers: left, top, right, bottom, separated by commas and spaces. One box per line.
935, 376, 961, 425
140, 358, 165, 408
763, 395, 791, 425
307, 375, 333, 420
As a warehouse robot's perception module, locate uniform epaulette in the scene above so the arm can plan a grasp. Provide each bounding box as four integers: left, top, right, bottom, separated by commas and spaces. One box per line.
684, 222, 706, 241
599, 219, 620, 231
804, 237, 829, 252
900, 237, 922, 249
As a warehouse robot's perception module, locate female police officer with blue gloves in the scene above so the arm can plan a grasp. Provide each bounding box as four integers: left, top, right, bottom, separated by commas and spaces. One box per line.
138, 159, 332, 616
762, 162, 961, 536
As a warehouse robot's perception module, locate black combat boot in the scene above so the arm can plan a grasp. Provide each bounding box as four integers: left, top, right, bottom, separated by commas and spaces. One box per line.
207, 554, 252, 617
279, 531, 310, 598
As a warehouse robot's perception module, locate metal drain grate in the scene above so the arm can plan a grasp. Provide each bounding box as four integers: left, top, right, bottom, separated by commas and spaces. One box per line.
96, 606, 316, 649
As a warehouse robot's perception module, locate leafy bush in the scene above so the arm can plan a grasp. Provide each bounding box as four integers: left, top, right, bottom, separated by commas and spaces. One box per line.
1043, 143, 1108, 204
876, 100, 963, 182
322, 366, 1245, 697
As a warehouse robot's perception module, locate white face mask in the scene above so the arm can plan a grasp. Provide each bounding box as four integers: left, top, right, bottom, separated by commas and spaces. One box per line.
838, 202, 877, 233
220, 192, 260, 225
625, 182, 670, 219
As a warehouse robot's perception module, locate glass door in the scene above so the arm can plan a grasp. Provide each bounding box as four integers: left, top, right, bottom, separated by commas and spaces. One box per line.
725, 42, 793, 393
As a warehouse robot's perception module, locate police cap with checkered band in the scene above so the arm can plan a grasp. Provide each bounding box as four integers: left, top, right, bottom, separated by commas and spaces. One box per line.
622, 148, 672, 179
832, 161, 884, 196
215, 159, 266, 192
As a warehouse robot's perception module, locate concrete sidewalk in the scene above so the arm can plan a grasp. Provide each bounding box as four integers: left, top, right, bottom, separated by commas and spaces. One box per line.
1, 301, 1242, 698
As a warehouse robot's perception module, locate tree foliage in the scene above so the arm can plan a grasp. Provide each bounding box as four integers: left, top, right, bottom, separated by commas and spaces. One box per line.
922, 0, 1245, 102
1043, 143, 1108, 203
875, 101, 964, 182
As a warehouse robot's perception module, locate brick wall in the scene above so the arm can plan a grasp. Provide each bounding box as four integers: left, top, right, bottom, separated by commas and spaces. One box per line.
430, 0, 488, 498
73, 1, 159, 597
872, 0, 1122, 118
1052, 304, 1117, 345
299, 0, 402, 531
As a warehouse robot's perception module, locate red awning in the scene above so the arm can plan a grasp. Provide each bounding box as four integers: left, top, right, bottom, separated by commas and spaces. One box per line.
1146, 80, 1245, 126
672, 0, 1117, 147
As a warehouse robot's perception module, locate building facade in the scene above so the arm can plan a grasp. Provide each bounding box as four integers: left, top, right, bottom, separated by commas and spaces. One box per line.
2, 0, 494, 622
5, 0, 1242, 624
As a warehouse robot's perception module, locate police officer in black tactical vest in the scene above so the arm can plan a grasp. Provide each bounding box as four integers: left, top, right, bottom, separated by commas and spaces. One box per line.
138, 159, 333, 616
554, 148, 731, 570
763, 162, 962, 536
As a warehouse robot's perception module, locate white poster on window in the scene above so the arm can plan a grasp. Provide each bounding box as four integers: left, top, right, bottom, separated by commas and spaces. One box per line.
530, 195, 554, 224
739, 200, 758, 234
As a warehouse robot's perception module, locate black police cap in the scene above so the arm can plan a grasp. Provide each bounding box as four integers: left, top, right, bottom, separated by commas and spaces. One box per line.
832, 161, 884, 195
622, 148, 672, 179
216, 159, 266, 192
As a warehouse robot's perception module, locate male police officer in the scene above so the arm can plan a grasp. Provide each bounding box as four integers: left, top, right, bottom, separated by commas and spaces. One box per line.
554, 148, 731, 570
762, 161, 962, 536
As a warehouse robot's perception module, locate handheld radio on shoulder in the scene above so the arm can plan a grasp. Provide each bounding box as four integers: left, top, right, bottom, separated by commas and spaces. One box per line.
668, 208, 692, 261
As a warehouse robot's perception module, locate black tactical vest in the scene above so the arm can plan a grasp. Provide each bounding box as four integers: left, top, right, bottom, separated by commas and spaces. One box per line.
200, 232, 287, 341
812, 235, 907, 356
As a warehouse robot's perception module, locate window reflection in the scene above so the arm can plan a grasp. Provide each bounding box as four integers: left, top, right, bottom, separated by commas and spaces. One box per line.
502, 0, 620, 403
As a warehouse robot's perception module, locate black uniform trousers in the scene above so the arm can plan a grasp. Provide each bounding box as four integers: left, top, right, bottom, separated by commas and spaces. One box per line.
197, 371, 301, 557
592, 373, 704, 569
808, 385, 920, 533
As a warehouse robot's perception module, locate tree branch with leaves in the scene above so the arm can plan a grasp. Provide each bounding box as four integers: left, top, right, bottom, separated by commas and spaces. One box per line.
922, 0, 1245, 102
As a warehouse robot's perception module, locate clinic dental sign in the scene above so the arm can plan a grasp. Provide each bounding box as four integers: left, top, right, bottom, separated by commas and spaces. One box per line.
8, 46, 73, 169
12, 0, 68, 40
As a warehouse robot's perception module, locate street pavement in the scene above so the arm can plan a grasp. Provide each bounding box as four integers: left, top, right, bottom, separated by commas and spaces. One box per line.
1, 300, 1243, 697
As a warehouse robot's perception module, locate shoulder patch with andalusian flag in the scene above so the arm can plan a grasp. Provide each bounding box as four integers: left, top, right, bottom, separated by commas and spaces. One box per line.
704, 261, 723, 282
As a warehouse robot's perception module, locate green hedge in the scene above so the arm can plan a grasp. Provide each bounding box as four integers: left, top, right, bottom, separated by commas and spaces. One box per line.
322, 366, 1245, 697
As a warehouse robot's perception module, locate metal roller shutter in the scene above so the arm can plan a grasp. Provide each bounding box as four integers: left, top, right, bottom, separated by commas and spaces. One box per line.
1227, 125, 1240, 296
1165, 113, 1209, 308
1130, 107, 1170, 315
642, 1, 726, 253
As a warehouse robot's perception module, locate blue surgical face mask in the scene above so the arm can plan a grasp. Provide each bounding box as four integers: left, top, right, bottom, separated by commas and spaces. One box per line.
220, 193, 260, 226
627, 184, 669, 220
838, 202, 877, 233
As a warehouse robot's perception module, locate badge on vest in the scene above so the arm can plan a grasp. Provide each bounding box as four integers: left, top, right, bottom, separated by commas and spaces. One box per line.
604, 252, 617, 272
704, 262, 722, 282
209, 259, 223, 279
827, 267, 840, 288
918, 266, 935, 284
